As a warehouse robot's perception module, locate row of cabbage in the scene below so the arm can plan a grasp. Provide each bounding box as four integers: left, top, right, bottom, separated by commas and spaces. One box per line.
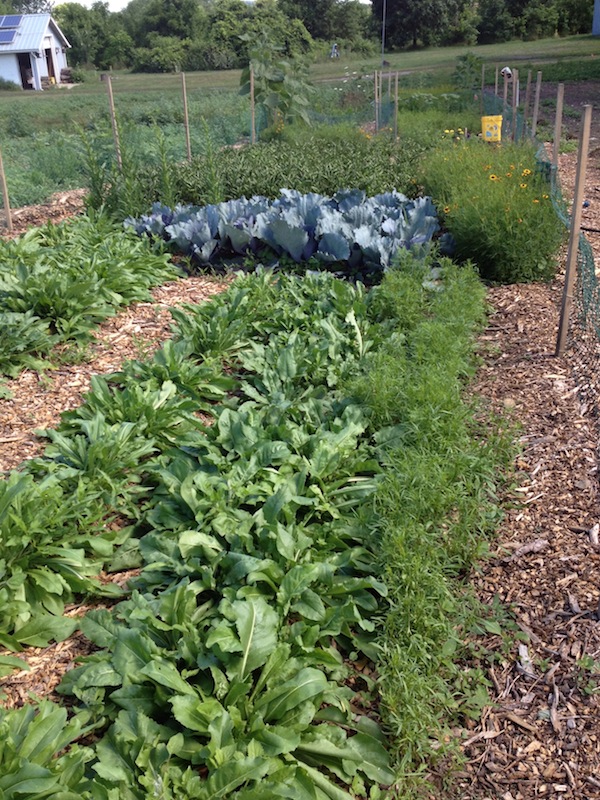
127, 189, 445, 271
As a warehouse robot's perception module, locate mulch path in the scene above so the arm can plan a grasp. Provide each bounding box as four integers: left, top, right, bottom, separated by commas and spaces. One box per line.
1, 158, 600, 799
436, 153, 600, 799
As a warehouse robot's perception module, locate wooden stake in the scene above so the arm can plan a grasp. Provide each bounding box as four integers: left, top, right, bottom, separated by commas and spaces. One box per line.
523, 69, 532, 133
0, 145, 12, 233
181, 72, 192, 162
106, 76, 122, 171
494, 64, 499, 97
374, 70, 379, 131
552, 83, 564, 168
387, 69, 391, 99
393, 71, 398, 141
531, 70, 542, 139
556, 104, 592, 357
511, 68, 518, 141
502, 72, 508, 114
480, 63, 485, 115
250, 66, 256, 144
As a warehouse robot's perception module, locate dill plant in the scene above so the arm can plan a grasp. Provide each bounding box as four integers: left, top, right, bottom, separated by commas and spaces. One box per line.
419, 140, 565, 283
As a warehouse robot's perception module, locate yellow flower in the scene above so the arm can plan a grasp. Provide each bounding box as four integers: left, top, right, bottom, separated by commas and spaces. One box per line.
489, 174, 499, 181
443, 205, 451, 213
444, 129, 450, 134
520, 183, 527, 189
533, 199, 539, 203
510, 164, 515, 169
522, 168, 532, 176
506, 172, 512, 178
542, 194, 549, 199
484, 164, 492, 170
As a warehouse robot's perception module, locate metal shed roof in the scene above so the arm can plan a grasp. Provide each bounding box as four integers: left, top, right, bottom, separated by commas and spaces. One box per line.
0, 14, 70, 54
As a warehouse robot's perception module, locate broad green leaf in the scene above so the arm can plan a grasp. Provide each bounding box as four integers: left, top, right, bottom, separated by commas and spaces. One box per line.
204, 757, 272, 798
257, 668, 327, 722
0, 655, 28, 678
297, 764, 354, 800
230, 597, 279, 680
170, 695, 226, 734
0, 763, 57, 796
178, 530, 223, 561
140, 659, 196, 695
254, 725, 301, 756
277, 564, 323, 611
13, 615, 77, 647
112, 628, 157, 680
73, 662, 122, 690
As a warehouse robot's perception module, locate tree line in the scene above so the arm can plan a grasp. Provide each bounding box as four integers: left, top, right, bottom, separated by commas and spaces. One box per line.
0, 0, 593, 73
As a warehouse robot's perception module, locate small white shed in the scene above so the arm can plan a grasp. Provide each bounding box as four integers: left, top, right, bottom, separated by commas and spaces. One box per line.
0, 14, 71, 91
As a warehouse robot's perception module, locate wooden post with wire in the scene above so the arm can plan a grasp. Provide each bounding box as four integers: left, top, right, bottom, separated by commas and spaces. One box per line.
523, 70, 532, 134
250, 66, 256, 144
106, 75, 122, 171
0, 145, 12, 233
556, 104, 592, 357
393, 71, 398, 141
480, 63, 485, 115
181, 72, 192, 162
531, 70, 542, 138
511, 68, 519, 141
494, 64, 499, 96
374, 70, 379, 131
552, 83, 564, 168
502, 71, 508, 115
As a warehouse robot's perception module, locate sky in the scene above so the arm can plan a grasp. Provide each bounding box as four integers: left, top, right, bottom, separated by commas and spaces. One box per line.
73, 0, 131, 12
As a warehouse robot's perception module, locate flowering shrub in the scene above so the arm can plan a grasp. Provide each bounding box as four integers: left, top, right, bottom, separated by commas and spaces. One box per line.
419, 140, 564, 283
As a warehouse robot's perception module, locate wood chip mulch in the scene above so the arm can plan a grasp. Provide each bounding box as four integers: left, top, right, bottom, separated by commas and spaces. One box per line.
431, 153, 600, 799
1, 158, 600, 800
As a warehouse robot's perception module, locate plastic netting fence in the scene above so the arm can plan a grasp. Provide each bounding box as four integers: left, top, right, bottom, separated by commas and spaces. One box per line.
482, 90, 599, 414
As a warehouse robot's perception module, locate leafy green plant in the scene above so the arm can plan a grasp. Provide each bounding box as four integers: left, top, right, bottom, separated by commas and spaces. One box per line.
0, 473, 124, 648
0, 214, 178, 376
0, 311, 53, 376
239, 28, 313, 134
0, 701, 92, 798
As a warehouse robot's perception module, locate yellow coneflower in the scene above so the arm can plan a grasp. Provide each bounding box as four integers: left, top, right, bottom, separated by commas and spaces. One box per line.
489, 174, 499, 181
520, 183, 527, 189
533, 199, 539, 204
506, 172, 512, 177
522, 168, 532, 176
443, 205, 451, 213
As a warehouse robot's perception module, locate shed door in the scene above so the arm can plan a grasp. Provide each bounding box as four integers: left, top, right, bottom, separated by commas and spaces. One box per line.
45, 48, 55, 80
17, 53, 33, 89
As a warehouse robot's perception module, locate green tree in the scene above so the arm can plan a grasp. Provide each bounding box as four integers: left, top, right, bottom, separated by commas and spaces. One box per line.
477, 0, 514, 42
442, 0, 480, 45
372, 0, 452, 48
11, 0, 52, 11
55, 1, 132, 68
277, 0, 338, 39
121, 0, 205, 48
519, 0, 558, 39
556, 0, 592, 34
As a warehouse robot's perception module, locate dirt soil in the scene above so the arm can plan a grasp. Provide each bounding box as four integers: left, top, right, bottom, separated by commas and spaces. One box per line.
1, 148, 600, 799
